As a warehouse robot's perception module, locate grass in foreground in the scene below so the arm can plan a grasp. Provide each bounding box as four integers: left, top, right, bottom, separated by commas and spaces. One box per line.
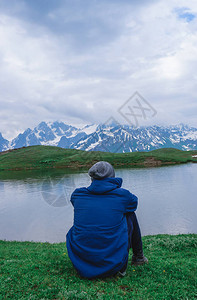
0, 145, 197, 172
0, 234, 196, 299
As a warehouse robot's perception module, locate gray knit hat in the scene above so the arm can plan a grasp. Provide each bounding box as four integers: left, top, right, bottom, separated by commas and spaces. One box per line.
88, 161, 115, 179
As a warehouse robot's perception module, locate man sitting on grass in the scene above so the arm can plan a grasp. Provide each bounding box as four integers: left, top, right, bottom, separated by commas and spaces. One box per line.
66, 161, 148, 279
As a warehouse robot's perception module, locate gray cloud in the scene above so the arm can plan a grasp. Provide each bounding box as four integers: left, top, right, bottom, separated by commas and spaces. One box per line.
0, 0, 197, 139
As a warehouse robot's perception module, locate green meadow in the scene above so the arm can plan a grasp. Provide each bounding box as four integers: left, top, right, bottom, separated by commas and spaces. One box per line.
0, 145, 197, 172
0, 235, 196, 299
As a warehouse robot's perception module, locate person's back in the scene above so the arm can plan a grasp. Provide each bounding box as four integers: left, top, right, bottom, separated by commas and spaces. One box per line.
66, 161, 147, 279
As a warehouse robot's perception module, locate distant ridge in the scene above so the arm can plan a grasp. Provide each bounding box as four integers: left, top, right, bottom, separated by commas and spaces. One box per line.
0, 121, 197, 153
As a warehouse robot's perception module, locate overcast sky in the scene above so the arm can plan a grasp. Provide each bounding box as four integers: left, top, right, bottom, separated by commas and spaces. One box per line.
0, 0, 197, 139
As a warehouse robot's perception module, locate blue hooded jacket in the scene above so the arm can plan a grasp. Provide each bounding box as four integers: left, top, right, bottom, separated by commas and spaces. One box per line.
66, 177, 138, 278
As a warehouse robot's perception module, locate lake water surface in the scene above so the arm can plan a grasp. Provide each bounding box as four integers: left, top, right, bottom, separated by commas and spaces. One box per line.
0, 163, 196, 243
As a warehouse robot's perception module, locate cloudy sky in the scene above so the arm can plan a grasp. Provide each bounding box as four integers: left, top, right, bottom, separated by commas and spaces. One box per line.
0, 0, 197, 139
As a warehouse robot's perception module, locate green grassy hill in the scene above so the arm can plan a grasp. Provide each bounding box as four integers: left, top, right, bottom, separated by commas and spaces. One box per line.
0, 145, 197, 172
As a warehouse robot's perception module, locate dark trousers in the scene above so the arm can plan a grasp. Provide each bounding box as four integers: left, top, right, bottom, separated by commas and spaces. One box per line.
126, 212, 143, 255
120, 212, 143, 272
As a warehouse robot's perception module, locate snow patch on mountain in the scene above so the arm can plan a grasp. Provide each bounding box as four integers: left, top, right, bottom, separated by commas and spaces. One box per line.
80, 124, 98, 135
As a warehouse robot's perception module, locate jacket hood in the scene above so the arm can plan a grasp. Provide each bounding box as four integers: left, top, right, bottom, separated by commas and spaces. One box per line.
87, 177, 122, 194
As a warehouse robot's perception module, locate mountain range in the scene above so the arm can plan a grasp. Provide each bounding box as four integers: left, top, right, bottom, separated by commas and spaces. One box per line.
0, 121, 197, 153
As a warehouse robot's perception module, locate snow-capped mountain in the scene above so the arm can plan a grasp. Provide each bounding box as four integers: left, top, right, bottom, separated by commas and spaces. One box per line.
0, 133, 9, 152
1, 122, 197, 153
9, 122, 97, 149
71, 123, 197, 152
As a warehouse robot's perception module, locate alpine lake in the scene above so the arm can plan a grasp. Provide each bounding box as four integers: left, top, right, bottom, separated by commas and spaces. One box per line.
0, 163, 196, 243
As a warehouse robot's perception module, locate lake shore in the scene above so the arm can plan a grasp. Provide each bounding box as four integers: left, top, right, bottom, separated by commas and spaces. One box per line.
0, 234, 196, 299
0, 145, 197, 174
